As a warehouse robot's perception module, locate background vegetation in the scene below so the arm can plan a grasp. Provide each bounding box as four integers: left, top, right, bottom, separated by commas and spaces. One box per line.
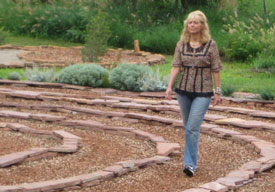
0, 0, 274, 96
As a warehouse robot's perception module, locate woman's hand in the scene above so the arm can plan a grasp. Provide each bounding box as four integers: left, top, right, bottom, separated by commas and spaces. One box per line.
165, 88, 173, 100
213, 93, 221, 106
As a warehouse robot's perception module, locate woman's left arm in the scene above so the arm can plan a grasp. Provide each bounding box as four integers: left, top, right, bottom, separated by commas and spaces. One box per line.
212, 71, 221, 106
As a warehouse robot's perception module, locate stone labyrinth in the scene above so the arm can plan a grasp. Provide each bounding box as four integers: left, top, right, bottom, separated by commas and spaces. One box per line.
0, 80, 275, 192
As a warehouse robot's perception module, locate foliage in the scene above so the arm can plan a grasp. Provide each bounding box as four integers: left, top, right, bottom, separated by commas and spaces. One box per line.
136, 24, 181, 54
109, 63, 167, 92
58, 63, 108, 87
0, 0, 89, 42
139, 67, 168, 91
222, 12, 274, 61
8, 71, 21, 80
0, 27, 8, 45
260, 89, 275, 100
82, 10, 111, 62
25, 66, 57, 82
221, 84, 236, 96
253, 54, 275, 71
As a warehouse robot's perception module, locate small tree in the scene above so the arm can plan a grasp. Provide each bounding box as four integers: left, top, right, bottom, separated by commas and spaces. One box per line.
82, 10, 111, 62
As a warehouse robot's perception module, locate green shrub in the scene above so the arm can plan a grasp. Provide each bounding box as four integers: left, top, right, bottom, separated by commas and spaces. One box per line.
135, 24, 181, 54
109, 63, 167, 92
0, 0, 88, 42
253, 54, 275, 71
82, 10, 111, 62
25, 66, 57, 82
222, 84, 236, 96
139, 67, 168, 91
8, 71, 21, 80
260, 89, 275, 100
222, 13, 274, 61
0, 27, 8, 45
58, 63, 108, 87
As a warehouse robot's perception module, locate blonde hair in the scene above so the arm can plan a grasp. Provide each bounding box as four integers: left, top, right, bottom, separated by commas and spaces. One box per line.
180, 10, 211, 44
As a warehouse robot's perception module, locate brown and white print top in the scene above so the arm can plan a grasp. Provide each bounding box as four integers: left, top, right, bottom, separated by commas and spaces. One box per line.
172, 39, 222, 97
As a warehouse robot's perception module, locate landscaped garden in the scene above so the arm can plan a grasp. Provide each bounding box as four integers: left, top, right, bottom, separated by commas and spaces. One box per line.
0, 0, 274, 192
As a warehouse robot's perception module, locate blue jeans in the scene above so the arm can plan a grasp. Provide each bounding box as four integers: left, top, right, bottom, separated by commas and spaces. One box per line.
176, 93, 211, 171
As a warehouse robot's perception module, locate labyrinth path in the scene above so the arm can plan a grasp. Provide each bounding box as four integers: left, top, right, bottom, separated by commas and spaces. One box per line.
0, 80, 274, 192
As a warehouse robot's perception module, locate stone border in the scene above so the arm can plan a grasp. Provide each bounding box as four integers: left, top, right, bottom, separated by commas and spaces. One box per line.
0, 83, 275, 191
1, 88, 274, 132
0, 80, 274, 108
0, 113, 177, 191
0, 123, 81, 168
0, 106, 274, 191
0, 45, 166, 69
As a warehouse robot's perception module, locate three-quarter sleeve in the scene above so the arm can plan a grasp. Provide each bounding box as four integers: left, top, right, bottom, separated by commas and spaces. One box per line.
172, 41, 183, 67
210, 40, 222, 72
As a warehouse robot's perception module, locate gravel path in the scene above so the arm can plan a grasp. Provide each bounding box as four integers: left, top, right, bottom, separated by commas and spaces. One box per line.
0, 85, 274, 192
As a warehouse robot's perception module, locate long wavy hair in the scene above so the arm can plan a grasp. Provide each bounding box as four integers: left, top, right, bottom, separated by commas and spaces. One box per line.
180, 10, 211, 44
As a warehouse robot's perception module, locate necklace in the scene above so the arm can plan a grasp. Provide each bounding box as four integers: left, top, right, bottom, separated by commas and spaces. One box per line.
190, 41, 201, 48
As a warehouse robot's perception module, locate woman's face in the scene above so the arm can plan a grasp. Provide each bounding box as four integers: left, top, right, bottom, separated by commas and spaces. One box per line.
187, 18, 202, 35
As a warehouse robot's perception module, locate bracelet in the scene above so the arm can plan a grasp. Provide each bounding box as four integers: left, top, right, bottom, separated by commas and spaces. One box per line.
214, 87, 221, 95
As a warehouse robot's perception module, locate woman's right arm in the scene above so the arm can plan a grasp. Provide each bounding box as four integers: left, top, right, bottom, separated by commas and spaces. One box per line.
165, 66, 181, 100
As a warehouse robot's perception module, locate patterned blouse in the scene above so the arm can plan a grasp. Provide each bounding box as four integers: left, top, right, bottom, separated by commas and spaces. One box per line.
172, 39, 222, 97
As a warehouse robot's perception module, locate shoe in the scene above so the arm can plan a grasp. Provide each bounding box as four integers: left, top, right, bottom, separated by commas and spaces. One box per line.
183, 165, 195, 177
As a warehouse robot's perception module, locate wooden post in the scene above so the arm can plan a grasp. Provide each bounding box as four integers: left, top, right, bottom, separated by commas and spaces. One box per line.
134, 40, 140, 53
114, 48, 122, 63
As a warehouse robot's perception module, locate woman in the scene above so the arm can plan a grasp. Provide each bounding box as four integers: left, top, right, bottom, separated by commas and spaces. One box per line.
165, 10, 222, 177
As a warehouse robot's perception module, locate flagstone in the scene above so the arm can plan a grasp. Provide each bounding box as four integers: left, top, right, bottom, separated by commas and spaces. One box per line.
30, 114, 66, 122
224, 107, 257, 114
112, 102, 149, 110
61, 120, 104, 129
216, 177, 246, 189
0, 110, 31, 119
0, 186, 22, 192
215, 118, 244, 125
208, 105, 230, 112
199, 181, 228, 192
125, 113, 152, 120
100, 95, 132, 102
53, 130, 81, 140
211, 128, 241, 136
182, 188, 211, 192
156, 142, 181, 156
227, 170, 255, 180
233, 135, 259, 143
204, 114, 227, 121
7, 90, 41, 99
230, 120, 266, 129
240, 161, 262, 172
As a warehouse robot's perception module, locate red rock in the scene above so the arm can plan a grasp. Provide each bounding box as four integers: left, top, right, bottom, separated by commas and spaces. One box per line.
100, 95, 132, 102
156, 142, 181, 156
0, 186, 22, 192
182, 188, 211, 192
199, 181, 228, 192
211, 128, 241, 136
60, 120, 104, 129
18, 177, 81, 192
53, 130, 81, 140
103, 165, 124, 176
112, 103, 148, 110
227, 170, 254, 180
204, 114, 227, 121
0, 110, 30, 119
216, 177, 246, 189
30, 114, 66, 122
241, 161, 262, 172
125, 113, 152, 120
133, 158, 155, 167
8, 90, 41, 99
233, 135, 258, 143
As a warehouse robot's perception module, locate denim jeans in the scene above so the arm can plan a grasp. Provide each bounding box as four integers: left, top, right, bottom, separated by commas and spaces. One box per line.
176, 93, 211, 171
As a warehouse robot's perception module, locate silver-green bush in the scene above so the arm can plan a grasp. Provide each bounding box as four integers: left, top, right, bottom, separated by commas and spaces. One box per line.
25, 66, 57, 82
8, 71, 21, 81
58, 63, 108, 87
110, 63, 167, 92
